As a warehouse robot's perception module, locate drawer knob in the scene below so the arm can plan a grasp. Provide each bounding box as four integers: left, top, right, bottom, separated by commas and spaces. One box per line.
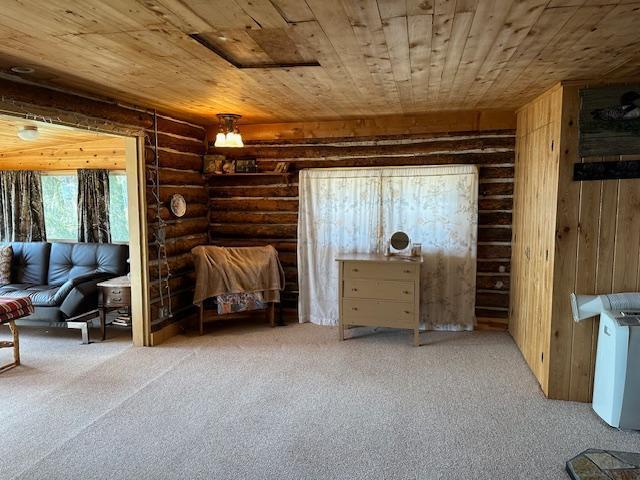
352, 307, 358, 311
352, 288, 358, 292
112, 289, 121, 294
402, 290, 410, 294
404, 310, 411, 314
403, 269, 411, 273
352, 268, 359, 272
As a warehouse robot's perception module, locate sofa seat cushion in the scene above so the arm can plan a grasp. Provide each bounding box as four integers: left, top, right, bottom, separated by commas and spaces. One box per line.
0, 283, 65, 307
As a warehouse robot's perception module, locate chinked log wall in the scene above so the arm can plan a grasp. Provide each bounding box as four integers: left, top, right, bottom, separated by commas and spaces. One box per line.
145, 128, 208, 332
0, 78, 208, 334
211, 130, 516, 326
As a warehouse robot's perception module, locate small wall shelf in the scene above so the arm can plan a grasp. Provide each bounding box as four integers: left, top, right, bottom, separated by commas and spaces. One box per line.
205, 172, 294, 184
205, 172, 293, 176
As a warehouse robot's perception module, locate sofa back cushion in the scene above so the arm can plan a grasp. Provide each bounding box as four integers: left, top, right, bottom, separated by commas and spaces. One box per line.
4, 242, 51, 285
47, 242, 129, 286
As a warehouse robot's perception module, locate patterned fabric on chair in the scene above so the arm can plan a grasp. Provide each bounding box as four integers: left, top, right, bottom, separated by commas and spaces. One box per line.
0, 296, 34, 322
0, 296, 33, 373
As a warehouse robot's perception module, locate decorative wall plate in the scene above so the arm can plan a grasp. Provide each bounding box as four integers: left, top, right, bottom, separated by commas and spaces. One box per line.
170, 193, 187, 217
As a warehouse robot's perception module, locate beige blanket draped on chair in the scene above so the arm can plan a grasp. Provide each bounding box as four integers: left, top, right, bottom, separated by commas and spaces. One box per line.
192, 245, 284, 305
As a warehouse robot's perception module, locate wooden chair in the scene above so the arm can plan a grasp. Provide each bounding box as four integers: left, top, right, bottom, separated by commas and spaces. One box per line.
0, 297, 33, 373
197, 300, 276, 335
0, 320, 20, 373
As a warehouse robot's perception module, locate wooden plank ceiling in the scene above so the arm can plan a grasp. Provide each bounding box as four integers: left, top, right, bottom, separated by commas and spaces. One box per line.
0, 115, 125, 170
0, 0, 638, 124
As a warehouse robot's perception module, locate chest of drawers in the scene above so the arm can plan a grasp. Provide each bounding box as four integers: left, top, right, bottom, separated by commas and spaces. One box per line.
336, 254, 422, 346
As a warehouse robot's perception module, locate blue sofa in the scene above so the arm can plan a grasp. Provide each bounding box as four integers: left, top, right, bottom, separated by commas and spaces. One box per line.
0, 242, 128, 342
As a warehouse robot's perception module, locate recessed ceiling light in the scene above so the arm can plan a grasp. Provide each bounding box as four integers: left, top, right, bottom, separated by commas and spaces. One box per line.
18, 125, 39, 141
10, 66, 35, 74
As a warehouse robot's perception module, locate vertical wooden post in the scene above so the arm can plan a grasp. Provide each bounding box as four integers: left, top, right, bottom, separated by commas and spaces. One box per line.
338, 261, 345, 341
10, 320, 19, 366
267, 302, 276, 327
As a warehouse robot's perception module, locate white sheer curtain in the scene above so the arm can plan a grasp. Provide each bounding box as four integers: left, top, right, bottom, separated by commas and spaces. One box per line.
298, 165, 478, 331
298, 169, 381, 325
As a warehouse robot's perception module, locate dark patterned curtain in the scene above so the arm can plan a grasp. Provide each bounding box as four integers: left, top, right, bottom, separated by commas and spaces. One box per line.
77, 169, 111, 243
0, 171, 46, 242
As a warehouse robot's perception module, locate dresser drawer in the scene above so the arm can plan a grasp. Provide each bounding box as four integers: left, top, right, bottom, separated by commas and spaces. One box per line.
342, 298, 416, 328
101, 287, 131, 307
342, 261, 419, 280
343, 279, 414, 301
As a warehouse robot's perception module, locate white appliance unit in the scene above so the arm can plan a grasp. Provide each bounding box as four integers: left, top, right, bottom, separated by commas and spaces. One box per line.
570, 292, 640, 430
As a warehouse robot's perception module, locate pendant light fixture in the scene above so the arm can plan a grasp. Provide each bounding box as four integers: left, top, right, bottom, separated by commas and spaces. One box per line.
17, 125, 39, 141
214, 113, 244, 148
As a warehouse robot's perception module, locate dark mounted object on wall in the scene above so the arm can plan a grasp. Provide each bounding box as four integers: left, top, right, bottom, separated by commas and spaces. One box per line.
579, 85, 640, 157
573, 160, 640, 181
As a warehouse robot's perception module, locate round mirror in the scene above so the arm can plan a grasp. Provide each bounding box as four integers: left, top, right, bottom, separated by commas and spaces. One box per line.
390, 231, 410, 250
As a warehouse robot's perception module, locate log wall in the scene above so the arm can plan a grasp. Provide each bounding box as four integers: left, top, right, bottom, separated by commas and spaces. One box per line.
210, 129, 516, 327
145, 129, 208, 333
0, 78, 208, 335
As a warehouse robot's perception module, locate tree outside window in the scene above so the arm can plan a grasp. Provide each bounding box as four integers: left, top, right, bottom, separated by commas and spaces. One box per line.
41, 172, 129, 243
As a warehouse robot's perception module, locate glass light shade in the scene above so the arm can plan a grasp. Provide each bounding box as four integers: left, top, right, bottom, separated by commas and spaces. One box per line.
17, 125, 39, 141
214, 114, 243, 147
214, 132, 226, 147
225, 132, 243, 148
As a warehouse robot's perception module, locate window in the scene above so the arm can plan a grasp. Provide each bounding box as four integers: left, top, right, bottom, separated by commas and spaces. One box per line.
108, 173, 129, 243
41, 174, 78, 241
41, 171, 129, 242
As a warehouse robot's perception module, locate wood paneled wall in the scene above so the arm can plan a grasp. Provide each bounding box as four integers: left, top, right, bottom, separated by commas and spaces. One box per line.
510, 85, 563, 394
0, 78, 208, 337
210, 126, 517, 327
511, 82, 640, 402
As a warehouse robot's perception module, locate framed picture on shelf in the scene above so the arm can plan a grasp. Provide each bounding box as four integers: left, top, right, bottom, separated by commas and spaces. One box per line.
203, 154, 225, 174
222, 159, 235, 174
274, 161, 290, 173
235, 158, 258, 173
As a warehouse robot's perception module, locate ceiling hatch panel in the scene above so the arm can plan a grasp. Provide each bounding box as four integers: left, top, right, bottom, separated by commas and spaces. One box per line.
191, 27, 320, 68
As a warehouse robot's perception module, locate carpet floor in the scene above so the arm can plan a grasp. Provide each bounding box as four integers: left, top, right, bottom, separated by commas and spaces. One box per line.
1, 322, 639, 480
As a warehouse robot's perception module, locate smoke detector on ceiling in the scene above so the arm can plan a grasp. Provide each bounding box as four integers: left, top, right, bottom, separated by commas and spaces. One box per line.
10, 66, 35, 74
18, 125, 39, 141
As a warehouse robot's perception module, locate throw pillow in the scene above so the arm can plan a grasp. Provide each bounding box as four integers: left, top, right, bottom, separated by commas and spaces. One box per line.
0, 245, 13, 286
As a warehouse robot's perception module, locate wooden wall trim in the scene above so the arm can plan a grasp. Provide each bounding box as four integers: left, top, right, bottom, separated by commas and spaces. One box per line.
548, 85, 582, 400
208, 110, 516, 142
